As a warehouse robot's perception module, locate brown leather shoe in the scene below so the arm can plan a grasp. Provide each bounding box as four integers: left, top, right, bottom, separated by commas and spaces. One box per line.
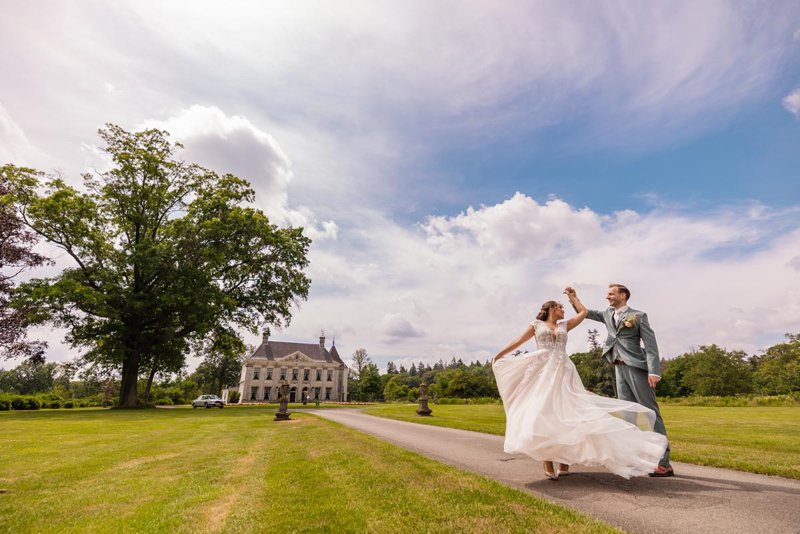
649, 465, 674, 477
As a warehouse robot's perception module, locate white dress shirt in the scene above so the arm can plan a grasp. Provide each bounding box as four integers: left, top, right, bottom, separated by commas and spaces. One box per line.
613, 305, 629, 325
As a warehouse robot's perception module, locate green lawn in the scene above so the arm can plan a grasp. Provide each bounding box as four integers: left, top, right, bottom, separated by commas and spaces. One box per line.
361, 404, 800, 479
0, 407, 618, 534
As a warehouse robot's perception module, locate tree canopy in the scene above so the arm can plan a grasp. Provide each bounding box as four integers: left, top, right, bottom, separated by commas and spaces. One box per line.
0, 174, 49, 362
3, 125, 311, 406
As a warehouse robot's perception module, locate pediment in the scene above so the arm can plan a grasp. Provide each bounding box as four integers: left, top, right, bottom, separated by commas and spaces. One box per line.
275, 351, 315, 363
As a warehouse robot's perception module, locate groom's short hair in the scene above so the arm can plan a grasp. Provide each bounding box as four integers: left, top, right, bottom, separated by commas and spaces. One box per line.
609, 283, 631, 301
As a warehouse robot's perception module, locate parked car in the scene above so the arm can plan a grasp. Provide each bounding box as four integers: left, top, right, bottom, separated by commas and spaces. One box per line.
192, 394, 225, 409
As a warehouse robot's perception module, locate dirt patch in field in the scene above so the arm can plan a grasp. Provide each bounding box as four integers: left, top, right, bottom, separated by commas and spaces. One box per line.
200, 445, 260, 532
115, 453, 181, 471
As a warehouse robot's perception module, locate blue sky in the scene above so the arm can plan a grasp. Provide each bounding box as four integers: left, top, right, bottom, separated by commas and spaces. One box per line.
1, 1, 800, 371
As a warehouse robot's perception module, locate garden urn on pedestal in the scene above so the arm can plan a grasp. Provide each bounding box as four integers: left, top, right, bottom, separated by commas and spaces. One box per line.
274, 380, 292, 421
416, 382, 433, 416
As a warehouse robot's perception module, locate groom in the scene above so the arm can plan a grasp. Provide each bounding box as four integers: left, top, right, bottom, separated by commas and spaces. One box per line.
584, 283, 673, 477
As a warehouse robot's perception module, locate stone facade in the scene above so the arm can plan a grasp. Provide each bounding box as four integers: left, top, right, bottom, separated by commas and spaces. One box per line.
228, 332, 349, 403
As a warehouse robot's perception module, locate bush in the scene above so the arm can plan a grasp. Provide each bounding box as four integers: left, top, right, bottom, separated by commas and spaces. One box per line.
0, 396, 10, 410
659, 393, 800, 407
10, 396, 41, 410
228, 391, 240, 404
43, 398, 62, 409
154, 397, 173, 406
37, 393, 64, 409
63, 401, 74, 408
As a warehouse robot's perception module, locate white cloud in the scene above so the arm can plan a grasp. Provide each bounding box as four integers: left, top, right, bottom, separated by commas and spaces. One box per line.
142, 105, 338, 240
782, 89, 800, 118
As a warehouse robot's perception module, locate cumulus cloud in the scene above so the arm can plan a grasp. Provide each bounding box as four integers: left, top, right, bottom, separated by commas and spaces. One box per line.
142, 105, 338, 240
424, 193, 604, 260
783, 89, 800, 118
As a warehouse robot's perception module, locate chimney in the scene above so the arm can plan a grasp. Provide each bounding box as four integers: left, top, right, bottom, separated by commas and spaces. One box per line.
319, 330, 326, 349
262, 328, 270, 345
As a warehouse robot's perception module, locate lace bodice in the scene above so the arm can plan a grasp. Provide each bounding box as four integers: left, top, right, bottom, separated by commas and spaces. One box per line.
532, 320, 568, 350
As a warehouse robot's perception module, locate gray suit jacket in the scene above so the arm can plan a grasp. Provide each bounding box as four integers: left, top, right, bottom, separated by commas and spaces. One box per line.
586, 307, 660, 375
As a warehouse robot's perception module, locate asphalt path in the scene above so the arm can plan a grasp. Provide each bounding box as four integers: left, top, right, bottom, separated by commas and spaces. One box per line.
304, 409, 800, 534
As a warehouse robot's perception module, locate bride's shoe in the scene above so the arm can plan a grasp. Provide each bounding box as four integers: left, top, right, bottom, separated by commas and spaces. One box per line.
556, 463, 570, 477
543, 461, 558, 480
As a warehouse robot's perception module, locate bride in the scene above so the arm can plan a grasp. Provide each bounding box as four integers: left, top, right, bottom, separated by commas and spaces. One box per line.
492, 287, 668, 480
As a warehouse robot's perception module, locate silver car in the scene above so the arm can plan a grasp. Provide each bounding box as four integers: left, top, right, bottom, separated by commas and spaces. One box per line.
192, 394, 225, 409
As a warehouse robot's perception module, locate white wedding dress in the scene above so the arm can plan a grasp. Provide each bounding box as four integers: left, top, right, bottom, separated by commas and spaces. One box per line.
492, 319, 668, 479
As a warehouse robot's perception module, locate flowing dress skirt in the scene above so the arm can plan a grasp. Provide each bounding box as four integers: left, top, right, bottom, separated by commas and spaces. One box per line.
493, 348, 668, 479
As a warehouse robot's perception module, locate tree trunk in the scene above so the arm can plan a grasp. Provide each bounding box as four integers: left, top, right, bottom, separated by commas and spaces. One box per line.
143, 364, 158, 402
118, 353, 142, 407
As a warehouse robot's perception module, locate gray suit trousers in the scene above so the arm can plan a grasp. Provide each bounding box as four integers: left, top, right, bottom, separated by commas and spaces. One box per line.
615, 363, 671, 467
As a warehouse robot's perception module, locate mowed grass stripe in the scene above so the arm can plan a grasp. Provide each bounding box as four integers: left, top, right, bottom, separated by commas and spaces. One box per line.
360, 404, 800, 479
0, 408, 619, 533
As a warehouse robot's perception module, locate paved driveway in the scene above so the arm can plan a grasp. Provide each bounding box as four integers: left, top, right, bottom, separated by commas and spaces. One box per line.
306, 409, 800, 534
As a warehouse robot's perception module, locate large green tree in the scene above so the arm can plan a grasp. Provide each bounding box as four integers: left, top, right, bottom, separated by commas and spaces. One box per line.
753, 333, 800, 395
3, 125, 310, 407
0, 360, 59, 394
681, 344, 753, 396
358, 362, 383, 401
655, 353, 695, 397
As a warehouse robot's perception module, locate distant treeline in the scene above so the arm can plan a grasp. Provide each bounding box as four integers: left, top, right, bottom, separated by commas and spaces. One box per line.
347, 357, 498, 402
571, 331, 800, 398
348, 331, 800, 402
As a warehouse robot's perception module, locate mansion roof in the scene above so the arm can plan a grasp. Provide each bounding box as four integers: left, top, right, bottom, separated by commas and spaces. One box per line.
248, 340, 347, 367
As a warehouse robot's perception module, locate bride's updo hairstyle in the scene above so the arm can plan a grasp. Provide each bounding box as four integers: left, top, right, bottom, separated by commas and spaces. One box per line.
536, 300, 560, 321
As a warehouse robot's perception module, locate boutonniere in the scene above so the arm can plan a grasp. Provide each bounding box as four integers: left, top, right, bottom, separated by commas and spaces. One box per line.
622, 314, 637, 328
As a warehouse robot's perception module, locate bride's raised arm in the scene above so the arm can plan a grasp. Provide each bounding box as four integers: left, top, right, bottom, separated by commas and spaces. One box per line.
493, 324, 536, 363
564, 287, 587, 331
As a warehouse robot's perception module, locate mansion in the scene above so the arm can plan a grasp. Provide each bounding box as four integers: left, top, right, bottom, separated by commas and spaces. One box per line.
226, 332, 349, 403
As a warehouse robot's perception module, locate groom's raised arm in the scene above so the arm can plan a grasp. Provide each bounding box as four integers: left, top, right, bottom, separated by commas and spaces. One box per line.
585, 309, 605, 322
570, 298, 604, 322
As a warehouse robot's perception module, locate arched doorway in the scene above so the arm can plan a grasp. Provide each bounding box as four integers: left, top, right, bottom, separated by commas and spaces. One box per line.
289, 386, 297, 403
